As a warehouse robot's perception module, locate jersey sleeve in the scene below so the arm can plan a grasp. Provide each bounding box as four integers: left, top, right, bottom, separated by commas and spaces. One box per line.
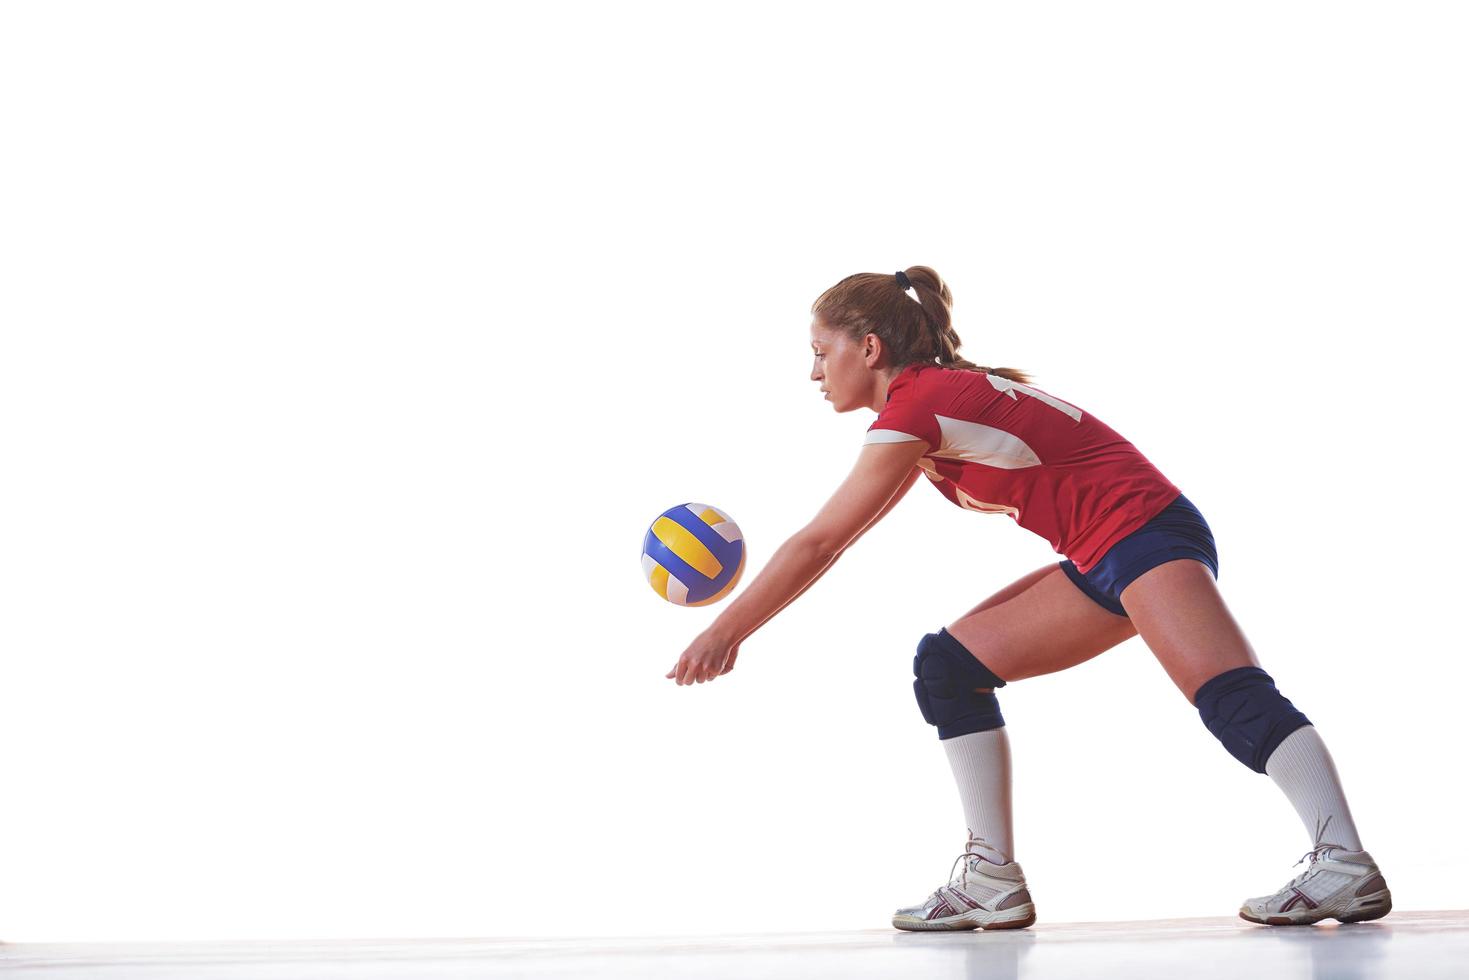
865, 398, 938, 449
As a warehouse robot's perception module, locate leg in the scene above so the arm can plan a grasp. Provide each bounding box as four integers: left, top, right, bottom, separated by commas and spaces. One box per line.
946, 564, 1139, 684
1117, 557, 1257, 702
897, 563, 1138, 932
930, 565, 1139, 853
1120, 558, 1363, 839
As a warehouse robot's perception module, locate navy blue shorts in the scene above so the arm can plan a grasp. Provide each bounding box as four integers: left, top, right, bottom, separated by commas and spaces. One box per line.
1058, 493, 1219, 617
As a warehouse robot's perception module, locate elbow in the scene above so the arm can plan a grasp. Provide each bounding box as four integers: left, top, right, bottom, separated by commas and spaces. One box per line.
794, 531, 844, 564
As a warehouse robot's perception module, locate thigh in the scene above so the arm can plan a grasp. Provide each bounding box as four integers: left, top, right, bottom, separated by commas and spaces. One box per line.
946, 565, 1139, 683
1119, 558, 1261, 702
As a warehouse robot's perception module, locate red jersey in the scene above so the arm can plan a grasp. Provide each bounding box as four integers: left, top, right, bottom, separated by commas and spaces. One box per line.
866, 363, 1181, 574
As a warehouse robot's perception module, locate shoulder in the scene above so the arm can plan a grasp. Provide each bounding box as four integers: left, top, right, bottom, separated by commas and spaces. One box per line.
866, 365, 965, 446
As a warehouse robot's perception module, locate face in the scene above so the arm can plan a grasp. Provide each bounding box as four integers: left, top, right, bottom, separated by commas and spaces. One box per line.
810, 318, 880, 413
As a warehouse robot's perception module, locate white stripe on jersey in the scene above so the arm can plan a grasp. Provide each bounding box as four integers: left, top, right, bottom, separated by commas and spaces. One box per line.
864, 429, 926, 445
932, 415, 1043, 470
987, 375, 1084, 422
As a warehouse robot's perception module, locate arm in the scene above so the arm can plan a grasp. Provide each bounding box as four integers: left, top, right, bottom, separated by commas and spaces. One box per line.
723, 464, 923, 646
667, 440, 929, 684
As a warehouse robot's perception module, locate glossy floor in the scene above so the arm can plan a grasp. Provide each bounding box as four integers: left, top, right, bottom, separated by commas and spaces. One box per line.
2, 911, 1464, 979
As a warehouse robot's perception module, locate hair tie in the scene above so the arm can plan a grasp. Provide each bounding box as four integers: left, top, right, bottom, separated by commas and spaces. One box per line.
894, 270, 912, 290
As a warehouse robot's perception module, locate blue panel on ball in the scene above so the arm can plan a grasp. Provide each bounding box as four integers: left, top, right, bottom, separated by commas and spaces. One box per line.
662, 507, 740, 568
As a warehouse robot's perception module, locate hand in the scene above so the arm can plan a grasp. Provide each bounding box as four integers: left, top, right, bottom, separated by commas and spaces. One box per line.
666, 631, 741, 686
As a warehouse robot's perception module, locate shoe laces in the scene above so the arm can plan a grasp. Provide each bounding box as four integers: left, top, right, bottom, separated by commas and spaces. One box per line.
1284, 841, 1347, 890
939, 837, 1004, 891
1290, 816, 1347, 876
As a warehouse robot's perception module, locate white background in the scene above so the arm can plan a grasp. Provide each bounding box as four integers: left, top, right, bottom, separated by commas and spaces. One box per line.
2, 0, 1465, 942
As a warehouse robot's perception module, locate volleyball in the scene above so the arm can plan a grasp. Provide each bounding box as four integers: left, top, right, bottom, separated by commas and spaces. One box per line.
641, 503, 746, 606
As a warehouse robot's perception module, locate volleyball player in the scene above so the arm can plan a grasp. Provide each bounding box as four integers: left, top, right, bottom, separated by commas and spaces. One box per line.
666, 267, 1389, 930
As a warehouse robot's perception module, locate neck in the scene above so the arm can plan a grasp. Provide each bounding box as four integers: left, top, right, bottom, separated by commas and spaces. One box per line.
869, 365, 906, 412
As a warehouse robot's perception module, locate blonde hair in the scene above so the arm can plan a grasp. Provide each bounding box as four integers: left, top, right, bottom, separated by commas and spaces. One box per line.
811, 266, 1032, 383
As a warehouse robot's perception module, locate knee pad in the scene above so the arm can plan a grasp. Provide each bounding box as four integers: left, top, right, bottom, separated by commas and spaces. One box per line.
913, 628, 1007, 740
1194, 666, 1311, 773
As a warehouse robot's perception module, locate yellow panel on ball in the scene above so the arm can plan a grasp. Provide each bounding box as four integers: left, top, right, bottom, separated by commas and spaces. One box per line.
651, 516, 724, 579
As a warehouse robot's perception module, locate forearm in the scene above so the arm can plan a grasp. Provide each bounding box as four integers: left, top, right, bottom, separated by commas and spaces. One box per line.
721, 553, 836, 645
705, 534, 838, 645
727, 476, 904, 640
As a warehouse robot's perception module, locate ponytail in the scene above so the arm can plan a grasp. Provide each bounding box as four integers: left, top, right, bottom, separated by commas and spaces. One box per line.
812, 265, 1033, 384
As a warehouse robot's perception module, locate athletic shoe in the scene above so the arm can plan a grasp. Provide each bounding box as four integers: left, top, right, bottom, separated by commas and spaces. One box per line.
1239, 844, 1392, 925
893, 844, 1036, 931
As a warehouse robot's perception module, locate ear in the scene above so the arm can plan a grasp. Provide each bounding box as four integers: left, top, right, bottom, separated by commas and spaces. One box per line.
863, 333, 886, 368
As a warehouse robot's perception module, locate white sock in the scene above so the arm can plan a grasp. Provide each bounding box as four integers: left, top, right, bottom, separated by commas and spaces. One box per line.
1264, 725, 1365, 852
942, 728, 1014, 864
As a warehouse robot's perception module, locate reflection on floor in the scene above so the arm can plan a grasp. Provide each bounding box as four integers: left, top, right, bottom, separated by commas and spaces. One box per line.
2, 910, 1465, 980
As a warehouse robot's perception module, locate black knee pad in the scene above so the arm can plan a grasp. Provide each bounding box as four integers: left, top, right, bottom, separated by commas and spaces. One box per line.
913, 628, 1007, 740
1194, 666, 1311, 773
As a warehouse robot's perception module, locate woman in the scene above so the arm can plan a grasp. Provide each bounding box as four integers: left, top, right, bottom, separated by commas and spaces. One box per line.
666, 267, 1390, 931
